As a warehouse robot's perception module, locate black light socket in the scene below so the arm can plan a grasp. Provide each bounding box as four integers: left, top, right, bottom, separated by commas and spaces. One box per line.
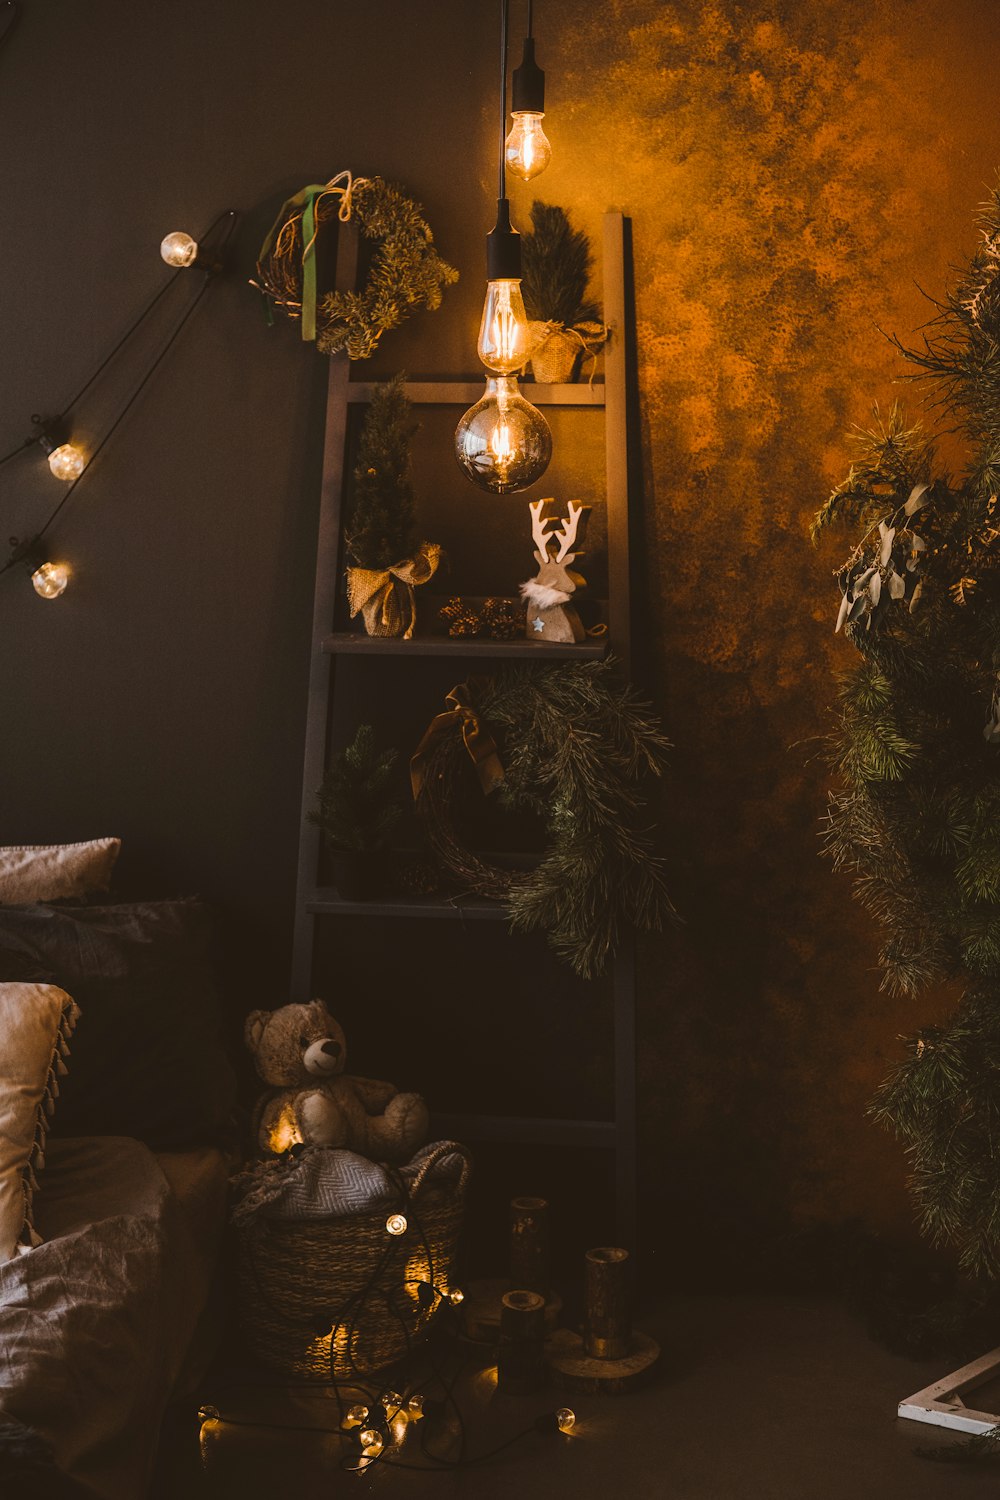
511, 35, 545, 114
33, 416, 68, 456
486, 198, 522, 281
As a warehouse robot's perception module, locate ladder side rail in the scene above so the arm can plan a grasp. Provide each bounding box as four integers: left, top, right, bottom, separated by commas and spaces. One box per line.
291, 222, 360, 998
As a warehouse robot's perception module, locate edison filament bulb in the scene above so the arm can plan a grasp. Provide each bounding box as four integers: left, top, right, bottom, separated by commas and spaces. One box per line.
31, 561, 70, 599
160, 231, 198, 268
478, 278, 531, 374
454, 376, 551, 494
47, 443, 85, 482
505, 112, 552, 182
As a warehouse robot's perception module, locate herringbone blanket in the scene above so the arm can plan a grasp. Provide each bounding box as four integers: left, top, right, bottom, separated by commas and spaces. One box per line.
229, 1142, 465, 1226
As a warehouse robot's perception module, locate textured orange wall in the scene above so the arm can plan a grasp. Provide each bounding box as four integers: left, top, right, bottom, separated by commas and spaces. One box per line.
536, 0, 1000, 1258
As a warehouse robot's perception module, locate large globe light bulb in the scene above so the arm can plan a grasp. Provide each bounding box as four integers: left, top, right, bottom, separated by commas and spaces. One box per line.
505, 112, 551, 182
47, 443, 85, 481
31, 561, 70, 599
160, 231, 198, 268
478, 278, 530, 374
455, 376, 551, 494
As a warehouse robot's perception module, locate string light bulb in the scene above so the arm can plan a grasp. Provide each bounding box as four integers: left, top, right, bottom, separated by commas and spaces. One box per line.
455, 375, 551, 493
386, 1212, 407, 1236
556, 1407, 576, 1433
448, 1287, 465, 1306
381, 1391, 403, 1412
359, 1428, 383, 1456
31, 561, 70, 599
46, 443, 85, 481
343, 1404, 369, 1429
160, 231, 199, 268
407, 1395, 425, 1420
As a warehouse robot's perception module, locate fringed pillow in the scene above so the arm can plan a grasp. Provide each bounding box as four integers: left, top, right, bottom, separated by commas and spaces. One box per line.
0, 983, 79, 1261
0, 839, 120, 904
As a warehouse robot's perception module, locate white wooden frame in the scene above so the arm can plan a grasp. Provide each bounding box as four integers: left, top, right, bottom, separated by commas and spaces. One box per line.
899, 1347, 1000, 1433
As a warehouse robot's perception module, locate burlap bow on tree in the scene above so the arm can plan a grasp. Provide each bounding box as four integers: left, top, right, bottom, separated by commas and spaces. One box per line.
346, 541, 441, 639
410, 680, 505, 798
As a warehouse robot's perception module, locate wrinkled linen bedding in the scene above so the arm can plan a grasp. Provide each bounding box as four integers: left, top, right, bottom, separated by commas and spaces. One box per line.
0, 1135, 226, 1499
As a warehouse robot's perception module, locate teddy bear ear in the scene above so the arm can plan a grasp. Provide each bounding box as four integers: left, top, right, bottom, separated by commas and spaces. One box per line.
244, 1010, 269, 1053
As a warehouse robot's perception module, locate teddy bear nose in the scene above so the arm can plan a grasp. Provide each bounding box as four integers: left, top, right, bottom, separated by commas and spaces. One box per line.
320, 1040, 341, 1058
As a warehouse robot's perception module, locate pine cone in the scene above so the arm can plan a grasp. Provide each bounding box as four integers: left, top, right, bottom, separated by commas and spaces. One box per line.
482, 596, 521, 639
448, 611, 483, 637
439, 596, 465, 623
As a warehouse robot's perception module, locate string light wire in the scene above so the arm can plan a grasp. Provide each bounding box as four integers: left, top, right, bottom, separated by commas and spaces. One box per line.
1, 209, 238, 582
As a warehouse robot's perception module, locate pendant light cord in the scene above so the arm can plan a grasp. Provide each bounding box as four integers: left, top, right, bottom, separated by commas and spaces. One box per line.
526, 0, 533, 39
498, 0, 509, 202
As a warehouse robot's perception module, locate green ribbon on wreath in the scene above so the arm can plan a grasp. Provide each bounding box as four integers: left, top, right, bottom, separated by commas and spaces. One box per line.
256, 171, 366, 342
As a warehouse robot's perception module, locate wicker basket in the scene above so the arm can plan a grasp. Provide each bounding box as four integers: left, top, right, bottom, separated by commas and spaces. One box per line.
235, 1142, 472, 1381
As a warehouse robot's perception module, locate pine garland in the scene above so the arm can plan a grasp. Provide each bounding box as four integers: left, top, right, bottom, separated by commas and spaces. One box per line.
415, 660, 676, 979
816, 179, 1000, 1275
345, 376, 419, 571
311, 725, 402, 853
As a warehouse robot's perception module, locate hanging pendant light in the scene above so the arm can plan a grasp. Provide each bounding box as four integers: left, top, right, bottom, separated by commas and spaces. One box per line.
505, 1, 551, 183
455, 0, 551, 495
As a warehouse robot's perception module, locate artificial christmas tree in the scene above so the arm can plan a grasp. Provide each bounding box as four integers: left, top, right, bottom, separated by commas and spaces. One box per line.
815, 181, 1000, 1275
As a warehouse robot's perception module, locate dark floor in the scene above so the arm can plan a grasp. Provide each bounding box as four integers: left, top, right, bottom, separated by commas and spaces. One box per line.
154, 1294, 1000, 1498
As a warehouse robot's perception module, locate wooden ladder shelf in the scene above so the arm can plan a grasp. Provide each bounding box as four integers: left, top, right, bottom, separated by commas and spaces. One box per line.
291, 211, 641, 1248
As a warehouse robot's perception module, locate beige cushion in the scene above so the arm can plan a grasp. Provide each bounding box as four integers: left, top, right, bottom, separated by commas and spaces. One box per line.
0, 982, 79, 1261
0, 838, 121, 903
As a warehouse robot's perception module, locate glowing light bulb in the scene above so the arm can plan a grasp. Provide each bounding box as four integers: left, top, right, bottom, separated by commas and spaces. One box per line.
31, 561, 69, 599
407, 1395, 425, 1419
556, 1407, 576, 1433
343, 1404, 368, 1429
505, 112, 552, 182
478, 278, 530, 374
381, 1391, 403, 1412
454, 376, 552, 494
448, 1288, 465, 1306
47, 443, 85, 481
386, 1212, 407, 1236
160, 231, 198, 268
359, 1428, 383, 1456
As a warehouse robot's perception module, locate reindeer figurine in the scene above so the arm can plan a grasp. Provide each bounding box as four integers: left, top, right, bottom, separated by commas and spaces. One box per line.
520, 498, 591, 643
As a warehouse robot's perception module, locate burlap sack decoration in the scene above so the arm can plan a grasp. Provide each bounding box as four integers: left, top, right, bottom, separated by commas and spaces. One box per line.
527, 319, 609, 384
346, 541, 441, 639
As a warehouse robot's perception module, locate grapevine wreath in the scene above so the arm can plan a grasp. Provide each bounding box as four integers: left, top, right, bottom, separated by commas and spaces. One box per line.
410, 661, 676, 979
254, 171, 458, 358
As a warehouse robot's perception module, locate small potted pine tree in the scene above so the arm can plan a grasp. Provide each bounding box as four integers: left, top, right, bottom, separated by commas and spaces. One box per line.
310, 725, 403, 900
521, 203, 607, 383
344, 375, 441, 638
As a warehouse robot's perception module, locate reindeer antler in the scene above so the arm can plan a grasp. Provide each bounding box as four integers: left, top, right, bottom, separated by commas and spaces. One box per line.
551, 500, 586, 562
529, 498, 556, 560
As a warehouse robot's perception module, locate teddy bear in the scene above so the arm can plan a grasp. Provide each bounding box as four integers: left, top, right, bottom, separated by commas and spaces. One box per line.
245, 999, 428, 1164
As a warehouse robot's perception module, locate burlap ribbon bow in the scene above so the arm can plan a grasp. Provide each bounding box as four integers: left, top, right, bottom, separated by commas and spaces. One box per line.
410, 680, 505, 798
346, 541, 441, 640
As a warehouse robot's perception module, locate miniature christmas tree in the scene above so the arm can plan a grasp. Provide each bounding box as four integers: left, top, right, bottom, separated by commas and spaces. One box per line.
344, 375, 419, 571
814, 180, 1000, 1275
311, 725, 402, 854
521, 202, 599, 327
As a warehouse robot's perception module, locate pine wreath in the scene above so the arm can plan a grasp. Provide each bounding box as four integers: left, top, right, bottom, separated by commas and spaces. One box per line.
412, 661, 676, 979
254, 174, 458, 360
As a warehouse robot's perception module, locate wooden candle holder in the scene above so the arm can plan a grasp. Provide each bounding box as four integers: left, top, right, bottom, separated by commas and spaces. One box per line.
498, 1289, 546, 1394
509, 1196, 549, 1297
584, 1246, 631, 1359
